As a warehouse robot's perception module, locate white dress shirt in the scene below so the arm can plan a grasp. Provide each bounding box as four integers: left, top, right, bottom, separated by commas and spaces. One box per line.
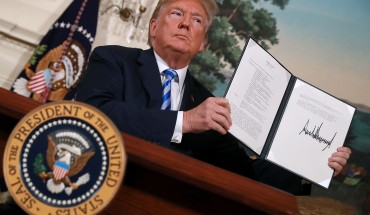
154, 51, 187, 143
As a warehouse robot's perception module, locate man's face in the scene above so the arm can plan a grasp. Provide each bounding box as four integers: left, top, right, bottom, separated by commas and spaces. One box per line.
149, 0, 208, 58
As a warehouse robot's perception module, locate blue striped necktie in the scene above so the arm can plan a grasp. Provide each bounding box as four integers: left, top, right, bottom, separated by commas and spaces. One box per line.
161, 69, 178, 110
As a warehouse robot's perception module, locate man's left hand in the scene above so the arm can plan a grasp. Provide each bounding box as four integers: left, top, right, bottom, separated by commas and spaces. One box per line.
328, 146, 351, 176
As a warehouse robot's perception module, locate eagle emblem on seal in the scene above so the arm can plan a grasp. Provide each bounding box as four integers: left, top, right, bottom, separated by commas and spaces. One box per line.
37, 131, 95, 195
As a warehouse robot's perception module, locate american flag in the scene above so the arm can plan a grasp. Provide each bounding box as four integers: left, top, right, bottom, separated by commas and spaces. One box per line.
53, 161, 70, 181
11, 0, 99, 101
28, 70, 51, 94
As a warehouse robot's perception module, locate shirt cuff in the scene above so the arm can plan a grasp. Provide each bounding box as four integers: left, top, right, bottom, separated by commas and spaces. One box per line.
171, 111, 183, 143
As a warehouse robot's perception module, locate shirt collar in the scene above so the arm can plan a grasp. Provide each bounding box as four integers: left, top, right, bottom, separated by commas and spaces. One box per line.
154, 50, 187, 88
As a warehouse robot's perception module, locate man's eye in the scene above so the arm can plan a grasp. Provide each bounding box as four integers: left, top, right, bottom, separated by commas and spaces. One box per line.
172, 11, 182, 16
192, 17, 203, 25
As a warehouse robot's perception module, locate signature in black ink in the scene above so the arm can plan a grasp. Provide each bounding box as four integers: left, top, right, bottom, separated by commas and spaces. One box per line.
299, 119, 337, 151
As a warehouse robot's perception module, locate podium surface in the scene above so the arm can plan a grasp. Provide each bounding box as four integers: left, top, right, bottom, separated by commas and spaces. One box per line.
0, 87, 300, 214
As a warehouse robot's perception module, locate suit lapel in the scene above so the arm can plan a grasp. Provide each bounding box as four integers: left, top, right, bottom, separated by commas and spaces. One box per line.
180, 71, 214, 111
137, 48, 163, 109
180, 72, 197, 111
135, 49, 210, 111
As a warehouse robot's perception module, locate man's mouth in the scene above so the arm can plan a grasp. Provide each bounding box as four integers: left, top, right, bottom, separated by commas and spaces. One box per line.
174, 34, 190, 41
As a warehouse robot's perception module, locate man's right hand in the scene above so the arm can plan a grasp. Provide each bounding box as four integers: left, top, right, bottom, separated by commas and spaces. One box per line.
183, 97, 232, 135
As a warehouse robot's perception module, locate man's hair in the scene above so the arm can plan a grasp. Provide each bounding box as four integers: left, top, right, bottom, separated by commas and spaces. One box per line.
148, 0, 219, 46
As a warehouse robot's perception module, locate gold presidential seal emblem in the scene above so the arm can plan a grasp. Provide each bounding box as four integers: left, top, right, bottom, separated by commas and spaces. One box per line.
3, 101, 126, 214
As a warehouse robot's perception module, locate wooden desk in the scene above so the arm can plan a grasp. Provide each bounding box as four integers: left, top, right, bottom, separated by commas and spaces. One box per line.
0, 88, 300, 214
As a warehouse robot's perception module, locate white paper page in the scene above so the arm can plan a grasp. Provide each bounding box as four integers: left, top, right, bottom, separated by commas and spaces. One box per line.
267, 79, 355, 188
225, 38, 291, 154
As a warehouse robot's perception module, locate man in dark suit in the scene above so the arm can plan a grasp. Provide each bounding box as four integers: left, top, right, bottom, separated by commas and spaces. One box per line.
76, 0, 350, 195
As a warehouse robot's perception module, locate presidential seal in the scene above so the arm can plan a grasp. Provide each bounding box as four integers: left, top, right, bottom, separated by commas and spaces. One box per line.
3, 101, 126, 214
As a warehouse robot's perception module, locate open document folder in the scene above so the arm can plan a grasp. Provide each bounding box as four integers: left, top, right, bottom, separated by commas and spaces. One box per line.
225, 37, 356, 188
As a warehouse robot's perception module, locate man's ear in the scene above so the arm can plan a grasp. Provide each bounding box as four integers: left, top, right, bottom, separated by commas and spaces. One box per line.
198, 35, 207, 52
198, 42, 205, 52
149, 19, 157, 37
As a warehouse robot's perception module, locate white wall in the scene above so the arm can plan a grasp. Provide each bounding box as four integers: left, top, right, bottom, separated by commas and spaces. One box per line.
0, 0, 72, 90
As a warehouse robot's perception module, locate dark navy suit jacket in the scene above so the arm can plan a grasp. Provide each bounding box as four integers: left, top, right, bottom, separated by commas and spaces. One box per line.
76, 46, 308, 195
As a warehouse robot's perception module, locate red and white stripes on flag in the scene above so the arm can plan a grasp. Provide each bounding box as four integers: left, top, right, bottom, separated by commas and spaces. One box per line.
28, 70, 49, 94
53, 161, 70, 181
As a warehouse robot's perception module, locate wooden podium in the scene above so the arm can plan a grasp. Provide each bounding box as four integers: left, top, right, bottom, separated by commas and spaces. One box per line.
0, 88, 300, 214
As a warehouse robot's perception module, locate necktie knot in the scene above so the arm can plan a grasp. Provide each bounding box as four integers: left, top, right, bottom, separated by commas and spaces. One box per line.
163, 69, 178, 81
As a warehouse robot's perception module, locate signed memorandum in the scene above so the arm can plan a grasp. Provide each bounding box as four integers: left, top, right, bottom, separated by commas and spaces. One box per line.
225, 38, 356, 188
